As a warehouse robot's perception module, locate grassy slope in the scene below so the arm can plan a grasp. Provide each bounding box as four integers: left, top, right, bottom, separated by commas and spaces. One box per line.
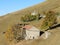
0, 0, 60, 45
1, 0, 60, 32
16, 27, 60, 45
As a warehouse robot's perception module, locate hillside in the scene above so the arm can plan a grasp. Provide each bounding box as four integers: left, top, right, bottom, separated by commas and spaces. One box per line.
16, 27, 60, 45
0, 0, 60, 45
1, 0, 60, 32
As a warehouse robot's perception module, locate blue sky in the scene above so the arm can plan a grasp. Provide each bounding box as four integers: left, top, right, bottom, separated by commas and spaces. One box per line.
0, 0, 45, 16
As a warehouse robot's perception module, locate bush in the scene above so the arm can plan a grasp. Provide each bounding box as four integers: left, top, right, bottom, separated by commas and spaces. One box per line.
5, 24, 26, 43
5, 27, 14, 42
21, 15, 37, 22
40, 11, 57, 30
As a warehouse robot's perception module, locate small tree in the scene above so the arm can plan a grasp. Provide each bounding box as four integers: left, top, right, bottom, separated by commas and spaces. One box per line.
5, 27, 14, 43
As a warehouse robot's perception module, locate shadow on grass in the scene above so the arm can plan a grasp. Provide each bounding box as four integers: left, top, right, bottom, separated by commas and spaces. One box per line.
46, 24, 60, 30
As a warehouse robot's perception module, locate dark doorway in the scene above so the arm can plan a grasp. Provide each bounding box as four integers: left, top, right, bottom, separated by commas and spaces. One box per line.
40, 31, 44, 36
33, 37, 34, 39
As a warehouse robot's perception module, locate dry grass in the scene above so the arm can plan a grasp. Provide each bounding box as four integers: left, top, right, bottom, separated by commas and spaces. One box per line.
0, 0, 60, 45
16, 27, 60, 45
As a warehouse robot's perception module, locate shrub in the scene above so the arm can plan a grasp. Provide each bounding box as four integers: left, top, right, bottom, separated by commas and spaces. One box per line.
5, 24, 26, 43
5, 27, 14, 42
40, 11, 57, 30
21, 15, 37, 22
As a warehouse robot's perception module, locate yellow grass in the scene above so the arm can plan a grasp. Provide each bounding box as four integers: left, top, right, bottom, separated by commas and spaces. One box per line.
0, 0, 60, 45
